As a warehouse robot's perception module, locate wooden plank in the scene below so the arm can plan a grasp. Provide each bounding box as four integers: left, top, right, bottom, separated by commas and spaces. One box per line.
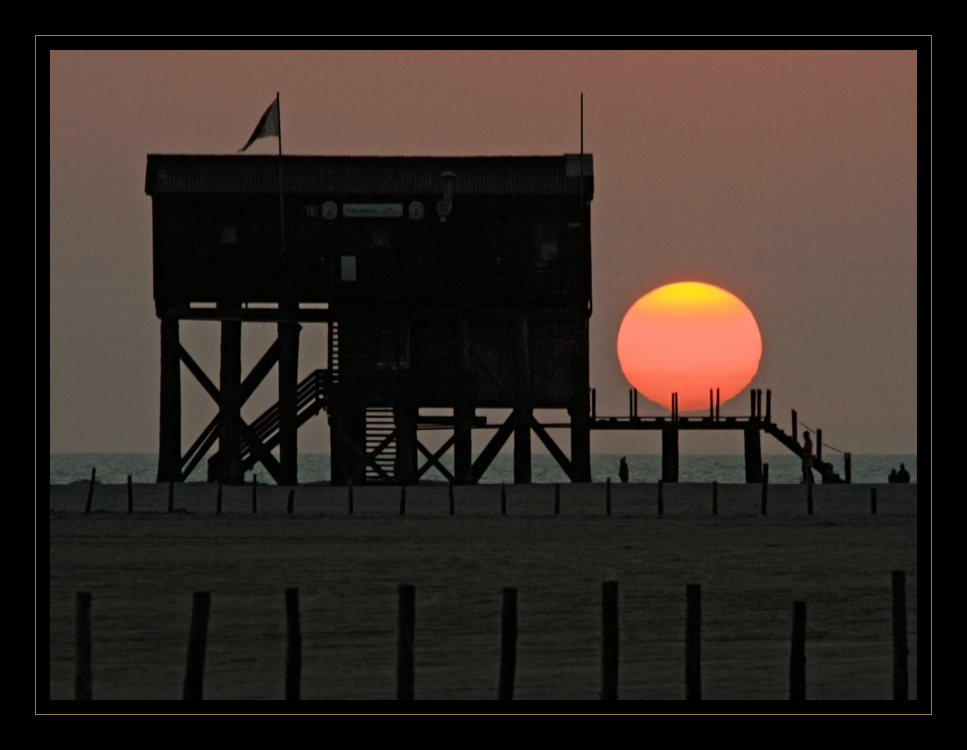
416, 439, 455, 484
178, 344, 221, 404
530, 416, 575, 481
471, 408, 522, 484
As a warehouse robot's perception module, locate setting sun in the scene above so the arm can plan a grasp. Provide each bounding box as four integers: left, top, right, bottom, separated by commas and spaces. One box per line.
617, 282, 762, 412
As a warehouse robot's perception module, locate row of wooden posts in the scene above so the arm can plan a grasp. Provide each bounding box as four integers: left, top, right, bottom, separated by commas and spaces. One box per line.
73, 571, 910, 701
83, 468, 888, 517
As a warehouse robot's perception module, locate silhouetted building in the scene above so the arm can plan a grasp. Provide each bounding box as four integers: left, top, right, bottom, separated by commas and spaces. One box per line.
146, 154, 594, 485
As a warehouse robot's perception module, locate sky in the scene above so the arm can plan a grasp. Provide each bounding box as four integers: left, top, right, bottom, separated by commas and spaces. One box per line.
48, 50, 920, 458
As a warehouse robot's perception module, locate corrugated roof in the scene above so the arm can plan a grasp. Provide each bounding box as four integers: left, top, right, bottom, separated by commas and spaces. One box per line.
145, 154, 593, 196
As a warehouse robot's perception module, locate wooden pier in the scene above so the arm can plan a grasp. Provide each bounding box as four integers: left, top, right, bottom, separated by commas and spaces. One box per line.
146, 154, 847, 487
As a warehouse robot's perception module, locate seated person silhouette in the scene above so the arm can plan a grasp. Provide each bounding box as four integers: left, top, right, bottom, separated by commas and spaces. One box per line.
618, 457, 629, 484
895, 463, 910, 483
888, 468, 897, 483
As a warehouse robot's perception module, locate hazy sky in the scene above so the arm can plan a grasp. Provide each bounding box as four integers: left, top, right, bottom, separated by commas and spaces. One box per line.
49, 50, 919, 457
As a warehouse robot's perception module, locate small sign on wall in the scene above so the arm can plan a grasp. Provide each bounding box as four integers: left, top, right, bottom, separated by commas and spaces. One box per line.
343, 204, 404, 218
341, 256, 357, 281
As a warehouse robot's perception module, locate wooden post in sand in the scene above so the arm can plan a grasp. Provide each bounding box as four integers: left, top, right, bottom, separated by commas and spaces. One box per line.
400, 484, 406, 515
712, 481, 718, 515
397, 584, 415, 700
871, 487, 877, 514
216, 481, 222, 514
252, 475, 258, 514
287, 489, 294, 515
348, 479, 354, 515
285, 588, 301, 700
845, 452, 852, 484
449, 482, 455, 515
761, 463, 769, 515
75, 592, 92, 700
501, 483, 507, 516
602, 581, 618, 700
790, 601, 806, 700
892, 571, 908, 700
183, 592, 210, 700
127, 475, 133, 514
807, 482, 813, 516
498, 588, 517, 700
85, 468, 96, 514
606, 477, 611, 516
657, 481, 664, 515
554, 483, 560, 515
686, 584, 701, 700
168, 481, 174, 513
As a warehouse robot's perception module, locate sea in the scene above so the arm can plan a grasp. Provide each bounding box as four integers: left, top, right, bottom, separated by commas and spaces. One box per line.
49, 452, 917, 486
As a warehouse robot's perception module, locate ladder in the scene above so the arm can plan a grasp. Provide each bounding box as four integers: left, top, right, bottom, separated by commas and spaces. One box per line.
365, 406, 397, 483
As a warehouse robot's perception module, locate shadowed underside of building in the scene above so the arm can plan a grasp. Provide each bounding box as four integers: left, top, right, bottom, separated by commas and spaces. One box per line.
146, 154, 594, 485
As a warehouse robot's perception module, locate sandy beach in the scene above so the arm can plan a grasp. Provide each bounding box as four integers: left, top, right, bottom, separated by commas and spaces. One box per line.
49, 481, 918, 702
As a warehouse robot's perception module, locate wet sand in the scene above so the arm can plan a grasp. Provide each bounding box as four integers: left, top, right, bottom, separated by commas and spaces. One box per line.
49, 482, 918, 701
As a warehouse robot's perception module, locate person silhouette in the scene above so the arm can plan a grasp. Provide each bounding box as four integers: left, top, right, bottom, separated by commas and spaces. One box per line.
618, 457, 629, 484
895, 463, 910, 483
888, 468, 897, 483
801, 431, 814, 484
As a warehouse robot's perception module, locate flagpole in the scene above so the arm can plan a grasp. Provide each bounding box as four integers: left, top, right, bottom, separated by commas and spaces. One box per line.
277, 92, 285, 260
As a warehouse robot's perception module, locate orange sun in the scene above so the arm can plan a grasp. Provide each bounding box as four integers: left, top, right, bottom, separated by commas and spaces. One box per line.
617, 282, 762, 412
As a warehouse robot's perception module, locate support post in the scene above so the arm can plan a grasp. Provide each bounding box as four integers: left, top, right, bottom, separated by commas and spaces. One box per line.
219, 317, 243, 484
816, 429, 823, 463
845, 452, 852, 484
85, 467, 95, 514
893, 571, 908, 700
569, 397, 592, 483
397, 584, 415, 700
744, 425, 763, 483
514, 408, 532, 485
158, 316, 182, 483
454, 403, 473, 485
75, 592, 92, 700
601, 581, 618, 700
712, 480, 718, 515
761, 463, 769, 515
498, 588, 517, 700
278, 318, 301, 487
871, 487, 877, 514
766, 389, 772, 422
514, 313, 532, 485
790, 601, 806, 700
285, 588, 301, 700
183, 592, 211, 700
127, 475, 133, 514
395, 403, 418, 486
455, 318, 474, 485
686, 584, 701, 700
791, 409, 798, 443
661, 425, 679, 483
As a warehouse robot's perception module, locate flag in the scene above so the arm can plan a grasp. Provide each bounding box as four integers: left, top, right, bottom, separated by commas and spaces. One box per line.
239, 96, 280, 152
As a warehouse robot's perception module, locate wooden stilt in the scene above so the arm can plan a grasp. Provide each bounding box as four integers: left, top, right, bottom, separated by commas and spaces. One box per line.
498, 588, 517, 700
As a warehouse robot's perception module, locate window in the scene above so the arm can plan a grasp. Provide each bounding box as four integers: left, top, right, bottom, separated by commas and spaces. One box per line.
341, 256, 356, 281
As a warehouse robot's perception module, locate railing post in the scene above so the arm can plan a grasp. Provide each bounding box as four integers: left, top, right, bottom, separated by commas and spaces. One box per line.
498, 588, 518, 700
397, 584, 415, 700
892, 571, 908, 700
75, 592, 92, 700
601, 581, 618, 700
685, 584, 701, 700
790, 601, 806, 700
